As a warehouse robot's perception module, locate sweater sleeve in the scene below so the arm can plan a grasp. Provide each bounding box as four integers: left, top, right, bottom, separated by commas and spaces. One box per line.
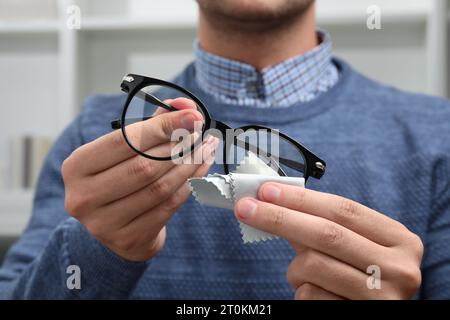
421, 156, 450, 299
0, 113, 148, 299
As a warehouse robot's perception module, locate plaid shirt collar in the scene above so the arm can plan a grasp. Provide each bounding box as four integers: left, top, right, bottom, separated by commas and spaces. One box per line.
194, 31, 338, 108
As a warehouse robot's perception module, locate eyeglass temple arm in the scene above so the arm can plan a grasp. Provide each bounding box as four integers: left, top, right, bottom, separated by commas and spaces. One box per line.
250, 149, 322, 179
277, 157, 305, 173
111, 90, 177, 129
235, 135, 327, 179
276, 156, 325, 179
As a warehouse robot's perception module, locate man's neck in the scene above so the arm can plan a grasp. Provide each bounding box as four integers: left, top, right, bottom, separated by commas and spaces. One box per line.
198, 4, 317, 71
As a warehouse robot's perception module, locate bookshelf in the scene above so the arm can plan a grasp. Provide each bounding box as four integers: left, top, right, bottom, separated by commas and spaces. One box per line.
0, 0, 449, 236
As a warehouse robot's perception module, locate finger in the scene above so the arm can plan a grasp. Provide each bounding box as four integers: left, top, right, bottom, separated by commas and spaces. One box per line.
85, 132, 203, 206
100, 222, 167, 262
82, 146, 176, 206
153, 97, 198, 116
164, 153, 216, 212
288, 249, 382, 300
234, 198, 387, 271
295, 283, 344, 300
72, 107, 204, 175
141, 158, 214, 231
112, 152, 214, 245
169, 97, 198, 111
152, 99, 173, 116
258, 183, 407, 247
89, 137, 218, 232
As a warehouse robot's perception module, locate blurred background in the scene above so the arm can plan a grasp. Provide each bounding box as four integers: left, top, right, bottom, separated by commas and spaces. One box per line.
0, 0, 449, 261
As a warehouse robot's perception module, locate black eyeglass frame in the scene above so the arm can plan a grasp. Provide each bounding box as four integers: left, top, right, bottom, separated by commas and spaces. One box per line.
111, 74, 326, 182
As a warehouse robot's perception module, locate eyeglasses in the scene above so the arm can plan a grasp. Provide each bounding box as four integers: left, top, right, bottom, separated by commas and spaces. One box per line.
110, 74, 326, 182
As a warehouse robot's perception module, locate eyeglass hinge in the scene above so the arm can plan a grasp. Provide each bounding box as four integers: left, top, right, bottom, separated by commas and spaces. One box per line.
315, 162, 325, 171
314, 161, 326, 178
122, 75, 135, 83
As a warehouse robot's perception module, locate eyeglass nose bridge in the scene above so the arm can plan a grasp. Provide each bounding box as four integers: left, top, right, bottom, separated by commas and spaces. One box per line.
208, 122, 290, 177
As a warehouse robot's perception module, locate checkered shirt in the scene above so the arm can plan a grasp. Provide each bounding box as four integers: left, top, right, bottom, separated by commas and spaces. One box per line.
194, 31, 339, 108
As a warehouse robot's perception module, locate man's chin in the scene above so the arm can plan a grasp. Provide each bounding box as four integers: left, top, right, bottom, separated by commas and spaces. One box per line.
197, 0, 314, 28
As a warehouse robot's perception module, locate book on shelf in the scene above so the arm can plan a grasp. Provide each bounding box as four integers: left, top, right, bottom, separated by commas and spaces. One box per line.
1, 135, 53, 191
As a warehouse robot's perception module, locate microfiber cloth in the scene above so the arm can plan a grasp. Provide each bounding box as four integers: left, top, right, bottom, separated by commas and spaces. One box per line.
188, 152, 305, 243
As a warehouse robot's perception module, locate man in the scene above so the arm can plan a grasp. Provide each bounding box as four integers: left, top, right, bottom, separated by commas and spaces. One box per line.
0, 0, 449, 299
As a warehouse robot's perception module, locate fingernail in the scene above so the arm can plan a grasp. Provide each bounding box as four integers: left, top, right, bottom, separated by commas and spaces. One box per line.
209, 136, 219, 148
203, 135, 214, 145
204, 141, 216, 159
181, 113, 197, 131
181, 112, 203, 131
262, 184, 281, 202
204, 149, 216, 165
236, 199, 257, 220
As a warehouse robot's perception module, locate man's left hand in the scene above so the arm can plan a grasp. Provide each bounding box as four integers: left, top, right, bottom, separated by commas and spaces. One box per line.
234, 183, 424, 300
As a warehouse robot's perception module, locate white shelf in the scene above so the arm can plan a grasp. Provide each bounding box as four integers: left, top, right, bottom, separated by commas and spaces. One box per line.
318, 7, 428, 25
0, 6, 430, 34
81, 17, 196, 31
0, 20, 58, 34
0, 12, 425, 34
0, 191, 33, 237
317, 0, 429, 23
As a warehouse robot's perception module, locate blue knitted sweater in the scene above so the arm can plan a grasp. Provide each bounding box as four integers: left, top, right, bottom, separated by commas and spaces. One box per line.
1, 59, 450, 299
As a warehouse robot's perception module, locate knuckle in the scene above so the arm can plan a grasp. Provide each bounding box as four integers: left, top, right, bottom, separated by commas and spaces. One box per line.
333, 197, 360, 224
292, 186, 307, 206
112, 235, 139, 252
129, 157, 155, 180
159, 116, 175, 138
398, 266, 422, 295
62, 149, 83, 178
149, 233, 165, 255
302, 250, 323, 274
415, 239, 425, 261
148, 178, 171, 198
70, 145, 84, 158
61, 157, 72, 179
86, 221, 106, 239
111, 131, 126, 149
270, 207, 287, 229
408, 232, 424, 260
286, 256, 302, 288
295, 283, 315, 300
64, 192, 90, 217
164, 192, 185, 212
387, 257, 422, 298
318, 223, 343, 248
396, 228, 424, 262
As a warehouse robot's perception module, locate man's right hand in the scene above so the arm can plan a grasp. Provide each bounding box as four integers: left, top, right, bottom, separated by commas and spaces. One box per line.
62, 98, 217, 262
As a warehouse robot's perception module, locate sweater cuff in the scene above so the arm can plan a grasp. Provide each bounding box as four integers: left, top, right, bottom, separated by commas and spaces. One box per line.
60, 218, 148, 298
